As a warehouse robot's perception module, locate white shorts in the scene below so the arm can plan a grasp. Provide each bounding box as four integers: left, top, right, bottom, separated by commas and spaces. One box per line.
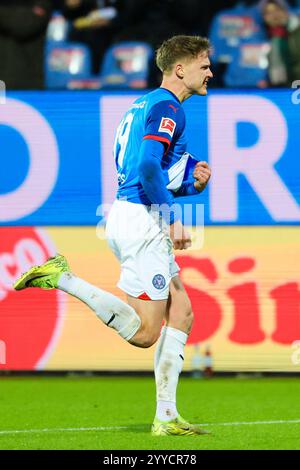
105, 200, 180, 300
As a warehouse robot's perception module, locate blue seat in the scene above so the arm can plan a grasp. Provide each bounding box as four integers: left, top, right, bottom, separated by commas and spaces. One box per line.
45, 42, 92, 89
99, 41, 153, 89
224, 39, 270, 87
209, 3, 266, 65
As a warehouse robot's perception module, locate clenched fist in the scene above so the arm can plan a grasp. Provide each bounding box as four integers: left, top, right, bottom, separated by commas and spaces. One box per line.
193, 161, 211, 192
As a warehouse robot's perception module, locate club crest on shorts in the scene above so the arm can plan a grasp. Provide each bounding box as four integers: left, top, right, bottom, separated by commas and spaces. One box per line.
152, 274, 166, 290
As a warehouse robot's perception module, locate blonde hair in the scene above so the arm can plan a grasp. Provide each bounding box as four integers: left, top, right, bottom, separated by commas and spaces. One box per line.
156, 35, 211, 74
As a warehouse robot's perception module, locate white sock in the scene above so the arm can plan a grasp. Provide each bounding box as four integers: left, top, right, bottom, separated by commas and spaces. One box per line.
154, 325, 188, 421
58, 272, 141, 341
156, 400, 178, 421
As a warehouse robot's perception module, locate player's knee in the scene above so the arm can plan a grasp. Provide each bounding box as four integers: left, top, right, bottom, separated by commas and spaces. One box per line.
138, 326, 160, 348
129, 322, 160, 348
140, 335, 158, 348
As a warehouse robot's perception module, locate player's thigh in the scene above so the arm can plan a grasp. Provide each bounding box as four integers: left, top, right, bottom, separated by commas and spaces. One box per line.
107, 200, 171, 301
166, 275, 193, 333
127, 294, 167, 345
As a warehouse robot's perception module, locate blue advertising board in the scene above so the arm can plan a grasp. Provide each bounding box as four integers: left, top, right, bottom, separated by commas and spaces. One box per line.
1, 89, 300, 226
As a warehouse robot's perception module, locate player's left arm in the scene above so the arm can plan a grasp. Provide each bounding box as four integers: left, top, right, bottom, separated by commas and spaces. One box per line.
172, 161, 211, 197
192, 161, 211, 192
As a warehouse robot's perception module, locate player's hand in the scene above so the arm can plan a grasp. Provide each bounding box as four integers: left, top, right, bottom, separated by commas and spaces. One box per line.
169, 220, 191, 250
193, 161, 211, 192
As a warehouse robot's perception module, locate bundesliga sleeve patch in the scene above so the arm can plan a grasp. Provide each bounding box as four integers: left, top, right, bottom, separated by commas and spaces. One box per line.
158, 117, 176, 138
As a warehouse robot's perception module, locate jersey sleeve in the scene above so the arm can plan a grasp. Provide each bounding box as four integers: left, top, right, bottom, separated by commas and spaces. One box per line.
143, 100, 185, 153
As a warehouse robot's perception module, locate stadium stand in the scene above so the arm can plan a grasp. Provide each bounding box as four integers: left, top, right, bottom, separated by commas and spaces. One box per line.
45, 41, 92, 89
209, 2, 266, 65
99, 41, 154, 89
224, 40, 270, 87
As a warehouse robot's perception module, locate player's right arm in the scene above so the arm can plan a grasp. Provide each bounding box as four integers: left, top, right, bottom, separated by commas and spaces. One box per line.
138, 99, 183, 221
138, 138, 175, 221
138, 139, 191, 249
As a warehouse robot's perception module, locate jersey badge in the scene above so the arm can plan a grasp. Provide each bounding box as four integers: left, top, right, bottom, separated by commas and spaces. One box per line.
158, 117, 176, 138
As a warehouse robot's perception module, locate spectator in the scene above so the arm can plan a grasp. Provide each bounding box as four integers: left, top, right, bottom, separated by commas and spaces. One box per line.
259, 0, 300, 86
0, 0, 52, 90
208, 0, 266, 87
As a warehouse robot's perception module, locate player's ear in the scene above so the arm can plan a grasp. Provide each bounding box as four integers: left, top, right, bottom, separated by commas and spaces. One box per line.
175, 64, 184, 79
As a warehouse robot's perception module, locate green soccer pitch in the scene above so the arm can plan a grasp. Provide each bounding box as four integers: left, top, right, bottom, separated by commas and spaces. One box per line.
0, 375, 300, 450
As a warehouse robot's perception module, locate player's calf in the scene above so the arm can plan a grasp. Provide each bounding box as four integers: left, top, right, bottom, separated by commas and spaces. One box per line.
166, 276, 194, 334
177, 308, 194, 335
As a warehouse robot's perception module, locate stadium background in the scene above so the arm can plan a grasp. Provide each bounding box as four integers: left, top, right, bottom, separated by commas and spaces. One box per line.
1, 89, 300, 372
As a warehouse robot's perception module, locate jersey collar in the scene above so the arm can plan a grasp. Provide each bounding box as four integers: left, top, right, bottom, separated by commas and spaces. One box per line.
159, 87, 181, 104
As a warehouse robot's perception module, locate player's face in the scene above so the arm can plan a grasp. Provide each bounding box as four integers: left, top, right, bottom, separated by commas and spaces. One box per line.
181, 52, 213, 96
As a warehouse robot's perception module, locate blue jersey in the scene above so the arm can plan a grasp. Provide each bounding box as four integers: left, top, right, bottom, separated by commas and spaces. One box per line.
113, 87, 195, 205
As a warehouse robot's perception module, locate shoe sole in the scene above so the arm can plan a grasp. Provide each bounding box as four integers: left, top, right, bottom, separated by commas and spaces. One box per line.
151, 431, 206, 436
151, 427, 210, 436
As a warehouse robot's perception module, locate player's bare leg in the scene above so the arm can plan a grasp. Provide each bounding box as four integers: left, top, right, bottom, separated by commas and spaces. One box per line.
13, 254, 208, 435
126, 295, 167, 348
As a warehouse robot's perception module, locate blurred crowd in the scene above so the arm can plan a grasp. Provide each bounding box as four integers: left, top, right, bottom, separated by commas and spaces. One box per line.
0, 0, 300, 89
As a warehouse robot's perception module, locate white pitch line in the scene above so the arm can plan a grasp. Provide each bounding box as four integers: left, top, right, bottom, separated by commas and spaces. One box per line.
0, 426, 128, 436
200, 419, 300, 427
1, 419, 300, 436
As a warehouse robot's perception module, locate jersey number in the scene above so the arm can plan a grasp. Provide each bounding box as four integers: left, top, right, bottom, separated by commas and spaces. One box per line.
114, 112, 134, 169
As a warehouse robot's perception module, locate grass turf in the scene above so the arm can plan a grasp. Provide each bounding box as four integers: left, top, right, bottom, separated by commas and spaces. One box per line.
0, 376, 299, 450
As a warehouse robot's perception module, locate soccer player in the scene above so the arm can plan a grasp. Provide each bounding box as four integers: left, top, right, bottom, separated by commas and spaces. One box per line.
14, 35, 212, 436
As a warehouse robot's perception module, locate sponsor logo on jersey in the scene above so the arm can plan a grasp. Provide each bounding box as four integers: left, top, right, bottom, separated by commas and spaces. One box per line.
168, 104, 178, 113
152, 274, 166, 290
132, 101, 146, 109
158, 117, 176, 137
